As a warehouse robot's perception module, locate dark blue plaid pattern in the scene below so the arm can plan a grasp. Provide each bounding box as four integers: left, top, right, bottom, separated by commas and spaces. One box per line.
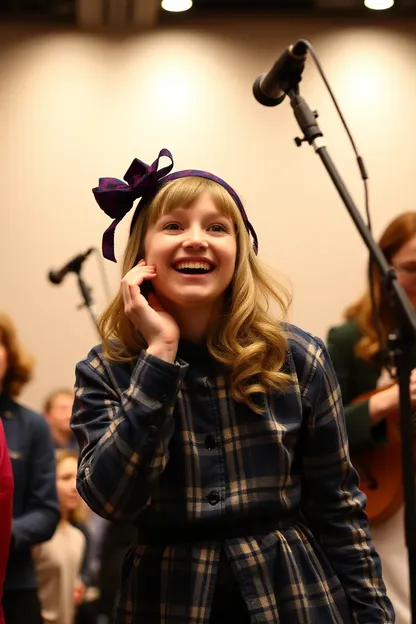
70, 324, 394, 623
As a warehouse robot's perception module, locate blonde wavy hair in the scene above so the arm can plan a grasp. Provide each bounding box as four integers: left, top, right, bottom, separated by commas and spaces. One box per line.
99, 177, 291, 411
0, 312, 35, 398
345, 211, 416, 361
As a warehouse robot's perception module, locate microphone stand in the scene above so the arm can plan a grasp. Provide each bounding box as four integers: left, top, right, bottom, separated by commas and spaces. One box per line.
63, 256, 100, 337
59, 252, 100, 337
287, 85, 416, 621
76, 270, 100, 337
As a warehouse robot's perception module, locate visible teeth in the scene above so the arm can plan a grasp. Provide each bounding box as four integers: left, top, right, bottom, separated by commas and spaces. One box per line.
175, 262, 212, 271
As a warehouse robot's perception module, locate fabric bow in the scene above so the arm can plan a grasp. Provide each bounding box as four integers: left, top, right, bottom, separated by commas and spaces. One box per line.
93, 148, 174, 262
93, 148, 259, 261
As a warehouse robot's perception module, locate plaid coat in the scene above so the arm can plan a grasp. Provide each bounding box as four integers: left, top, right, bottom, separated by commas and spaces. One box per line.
70, 323, 394, 623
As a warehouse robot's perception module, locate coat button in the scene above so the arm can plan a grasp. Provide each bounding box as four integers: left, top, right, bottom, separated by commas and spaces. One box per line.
204, 435, 216, 450
149, 425, 158, 437
207, 491, 220, 506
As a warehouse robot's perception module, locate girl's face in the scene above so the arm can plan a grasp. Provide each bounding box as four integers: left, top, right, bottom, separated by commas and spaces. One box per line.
56, 457, 80, 516
144, 191, 237, 310
391, 234, 416, 307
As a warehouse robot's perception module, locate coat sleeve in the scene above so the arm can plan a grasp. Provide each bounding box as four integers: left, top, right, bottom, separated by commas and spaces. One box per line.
11, 415, 59, 551
70, 349, 188, 522
326, 325, 386, 449
300, 337, 394, 623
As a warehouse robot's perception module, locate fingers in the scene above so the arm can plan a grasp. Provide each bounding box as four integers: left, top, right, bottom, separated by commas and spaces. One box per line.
121, 279, 132, 309
122, 262, 156, 287
121, 261, 157, 321
121, 264, 156, 299
408, 370, 416, 404
410, 380, 416, 399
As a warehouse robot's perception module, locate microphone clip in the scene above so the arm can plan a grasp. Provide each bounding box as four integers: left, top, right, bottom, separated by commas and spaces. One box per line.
294, 109, 320, 147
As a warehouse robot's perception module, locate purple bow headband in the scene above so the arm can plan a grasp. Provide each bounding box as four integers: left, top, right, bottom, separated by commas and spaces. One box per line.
92, 148, 258, 262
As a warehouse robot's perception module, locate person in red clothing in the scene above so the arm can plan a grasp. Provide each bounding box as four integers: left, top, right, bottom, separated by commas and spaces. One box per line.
0, 419, 13, 624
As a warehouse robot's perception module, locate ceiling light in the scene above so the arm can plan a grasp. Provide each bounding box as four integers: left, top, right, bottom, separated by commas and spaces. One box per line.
161, 0, 193, 12
364, 0, 394, 10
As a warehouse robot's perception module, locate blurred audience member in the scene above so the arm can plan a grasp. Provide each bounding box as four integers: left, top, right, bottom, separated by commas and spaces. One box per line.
33, 450, 86, 624
0, 420, 13, 624
44, 387, 103, 623
0, 313, 59, 624
44, 389, 77, 451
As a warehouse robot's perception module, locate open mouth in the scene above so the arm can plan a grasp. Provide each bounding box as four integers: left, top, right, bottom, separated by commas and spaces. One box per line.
172, 261, 216, 275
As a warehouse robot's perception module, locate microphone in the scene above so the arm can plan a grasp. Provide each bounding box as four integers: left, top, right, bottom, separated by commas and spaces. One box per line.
253, 40, 308, 107
48, 248, 94, 285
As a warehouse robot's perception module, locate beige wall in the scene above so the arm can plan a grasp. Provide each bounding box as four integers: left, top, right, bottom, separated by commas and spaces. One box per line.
1, 16, 415, 410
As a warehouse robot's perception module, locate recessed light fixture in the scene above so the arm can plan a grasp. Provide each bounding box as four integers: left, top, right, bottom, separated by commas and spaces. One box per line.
364, 0, 394, 10
161, 0, 193, 12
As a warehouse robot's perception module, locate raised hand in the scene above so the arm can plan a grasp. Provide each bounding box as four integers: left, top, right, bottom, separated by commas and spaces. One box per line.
121, 260, 180, 362
369, 368, 416, 424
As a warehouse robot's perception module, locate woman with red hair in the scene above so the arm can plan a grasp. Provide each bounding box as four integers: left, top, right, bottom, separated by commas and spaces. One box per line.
327, 211, 416, 624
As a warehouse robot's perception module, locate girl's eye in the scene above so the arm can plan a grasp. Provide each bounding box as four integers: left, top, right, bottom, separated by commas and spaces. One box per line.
161, 222, 228, 232
209, 224, 227, 232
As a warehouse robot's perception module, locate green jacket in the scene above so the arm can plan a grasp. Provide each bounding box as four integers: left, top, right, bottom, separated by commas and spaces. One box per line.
326, 320, 388, 451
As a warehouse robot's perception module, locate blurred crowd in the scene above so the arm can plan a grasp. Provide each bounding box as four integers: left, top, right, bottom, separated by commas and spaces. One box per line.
0, 312, 135, 624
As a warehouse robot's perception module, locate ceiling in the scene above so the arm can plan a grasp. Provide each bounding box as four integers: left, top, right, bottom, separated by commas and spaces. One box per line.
0, 0, 415, 27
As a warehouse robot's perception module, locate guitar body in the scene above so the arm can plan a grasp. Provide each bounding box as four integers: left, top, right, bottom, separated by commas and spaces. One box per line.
350, 388, 416, 526
352, 418, 408, 525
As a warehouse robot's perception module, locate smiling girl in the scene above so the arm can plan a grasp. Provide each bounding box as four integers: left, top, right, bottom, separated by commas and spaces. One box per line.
70, 149, 393, 624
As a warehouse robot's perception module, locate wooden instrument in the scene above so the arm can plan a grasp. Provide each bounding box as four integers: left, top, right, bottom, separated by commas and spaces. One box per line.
350, 386, 415, 526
